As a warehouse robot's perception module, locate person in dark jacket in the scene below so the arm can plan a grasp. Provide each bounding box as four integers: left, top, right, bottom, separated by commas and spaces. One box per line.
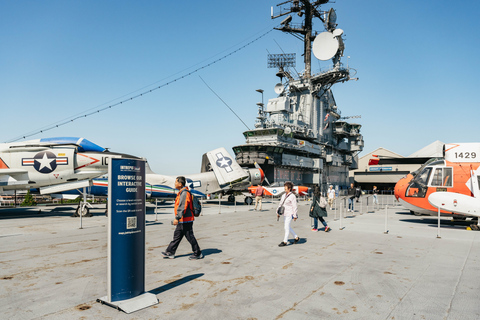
355, 185, 362, 203
348, 183, 355, 212
309, 186, 330, 232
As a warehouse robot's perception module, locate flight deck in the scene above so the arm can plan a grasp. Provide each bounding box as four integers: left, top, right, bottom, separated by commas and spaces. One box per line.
1, 197, 479, 319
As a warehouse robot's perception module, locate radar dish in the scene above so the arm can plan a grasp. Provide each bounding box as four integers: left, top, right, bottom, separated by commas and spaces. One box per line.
284, 127, 292, 134
274, 83, 285, 94
312, 32, 339, 61
326, 8, 337, 31
332, 28, 344, 37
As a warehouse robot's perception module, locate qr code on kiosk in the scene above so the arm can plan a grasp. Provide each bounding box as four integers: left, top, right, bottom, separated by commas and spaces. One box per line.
127, 217, 137, 229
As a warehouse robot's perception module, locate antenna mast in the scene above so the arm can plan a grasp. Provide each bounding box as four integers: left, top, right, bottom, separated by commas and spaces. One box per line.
271, 0, 329, 79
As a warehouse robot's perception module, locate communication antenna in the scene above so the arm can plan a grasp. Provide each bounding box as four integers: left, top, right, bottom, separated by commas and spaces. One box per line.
274, 83, 285, 95
267, 53, 296, 82
332, 28, 343, 37
312, 32, 338, 61
267, 53, 296, 68
325, 8, 337, 31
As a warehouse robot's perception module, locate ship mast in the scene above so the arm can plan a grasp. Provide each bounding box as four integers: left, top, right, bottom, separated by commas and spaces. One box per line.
272, 0, 329, 79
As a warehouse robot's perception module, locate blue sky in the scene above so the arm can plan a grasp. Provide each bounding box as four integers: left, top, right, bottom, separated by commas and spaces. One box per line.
1, 1, 479, 175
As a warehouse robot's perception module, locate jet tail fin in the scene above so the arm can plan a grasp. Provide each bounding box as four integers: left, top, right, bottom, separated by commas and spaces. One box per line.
203, 148, 248, 189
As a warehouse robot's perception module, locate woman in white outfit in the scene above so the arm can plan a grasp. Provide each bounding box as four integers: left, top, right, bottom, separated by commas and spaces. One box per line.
277, 181, 299, 247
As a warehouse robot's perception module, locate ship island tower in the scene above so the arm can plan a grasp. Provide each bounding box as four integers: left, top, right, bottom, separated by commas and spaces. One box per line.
233, 0, 364, 193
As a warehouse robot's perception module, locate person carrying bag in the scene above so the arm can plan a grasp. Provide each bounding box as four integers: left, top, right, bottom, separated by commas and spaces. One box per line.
309, 185, 331, 232
277, 182, 300, 247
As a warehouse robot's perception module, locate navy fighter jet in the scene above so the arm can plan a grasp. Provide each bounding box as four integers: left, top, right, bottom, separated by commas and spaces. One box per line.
0, 137, 138, 197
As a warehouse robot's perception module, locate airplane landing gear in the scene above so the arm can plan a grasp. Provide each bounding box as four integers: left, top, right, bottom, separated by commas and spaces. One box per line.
244, 196, 253, 205
73, 202, 93, 217
228, 195, 235, 203
72, 187, 93, 217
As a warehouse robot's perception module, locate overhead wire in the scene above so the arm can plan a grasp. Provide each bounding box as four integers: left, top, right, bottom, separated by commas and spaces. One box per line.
6, 27, 275, 143
199, 76, 250, 131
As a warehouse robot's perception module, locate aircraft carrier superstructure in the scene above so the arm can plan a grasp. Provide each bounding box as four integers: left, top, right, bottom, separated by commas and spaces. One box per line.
233, 0, 363, 191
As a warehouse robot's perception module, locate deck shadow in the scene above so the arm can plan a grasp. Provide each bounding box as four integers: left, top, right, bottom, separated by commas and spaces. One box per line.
149, 273, 204, 295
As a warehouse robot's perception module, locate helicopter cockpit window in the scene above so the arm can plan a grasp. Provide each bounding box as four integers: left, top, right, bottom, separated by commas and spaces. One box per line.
442, 168, 452, 187
431, 167, 453, 187
417, 167, 431, 185
406, 167, 431, 198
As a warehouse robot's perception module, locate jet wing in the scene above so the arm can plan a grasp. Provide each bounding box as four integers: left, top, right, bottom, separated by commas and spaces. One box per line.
0, 169, 30, 188
0, 169, 28, 176
40, 179, 93, 194
204, 148, 248, 189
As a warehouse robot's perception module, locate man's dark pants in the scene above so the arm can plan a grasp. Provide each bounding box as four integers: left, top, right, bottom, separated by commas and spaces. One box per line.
166, 222, 201, 256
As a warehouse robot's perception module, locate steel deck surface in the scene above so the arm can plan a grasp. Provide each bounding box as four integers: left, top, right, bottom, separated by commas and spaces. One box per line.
1, 197, 479, 320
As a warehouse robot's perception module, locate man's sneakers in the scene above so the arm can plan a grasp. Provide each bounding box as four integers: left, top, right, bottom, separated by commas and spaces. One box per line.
311, 228, 318, 232
161, 251, 175, 259
325, 226, 331, 232
189, 253, 204, 260
162, 251, 204, 260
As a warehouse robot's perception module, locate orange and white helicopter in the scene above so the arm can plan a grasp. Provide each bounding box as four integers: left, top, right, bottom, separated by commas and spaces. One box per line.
394, 143, 480, 223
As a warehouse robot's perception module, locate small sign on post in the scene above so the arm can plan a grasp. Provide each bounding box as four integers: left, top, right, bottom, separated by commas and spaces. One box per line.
98, 158, 158, 313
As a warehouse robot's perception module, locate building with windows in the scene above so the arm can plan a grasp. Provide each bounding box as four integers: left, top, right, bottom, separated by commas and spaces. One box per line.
350, 141, 445, 191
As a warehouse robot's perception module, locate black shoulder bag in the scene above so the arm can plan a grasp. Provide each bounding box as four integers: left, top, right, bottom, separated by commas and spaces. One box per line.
276, 193, 292, 216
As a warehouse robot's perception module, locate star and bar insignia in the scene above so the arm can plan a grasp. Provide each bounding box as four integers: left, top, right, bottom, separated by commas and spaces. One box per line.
215, 152, 233, 173
22, 151, 68, 174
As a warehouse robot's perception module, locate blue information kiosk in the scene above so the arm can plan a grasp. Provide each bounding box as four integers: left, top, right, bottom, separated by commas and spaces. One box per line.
98, 158, 158, 313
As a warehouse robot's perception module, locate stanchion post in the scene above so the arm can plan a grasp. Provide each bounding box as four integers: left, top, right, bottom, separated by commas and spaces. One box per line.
334, 199, 337, 221
437, 206, 441, 239
339, 198, 344, 230
384, 206, 389, 234
80, 187, 85, 229
155, 198, 158, 221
